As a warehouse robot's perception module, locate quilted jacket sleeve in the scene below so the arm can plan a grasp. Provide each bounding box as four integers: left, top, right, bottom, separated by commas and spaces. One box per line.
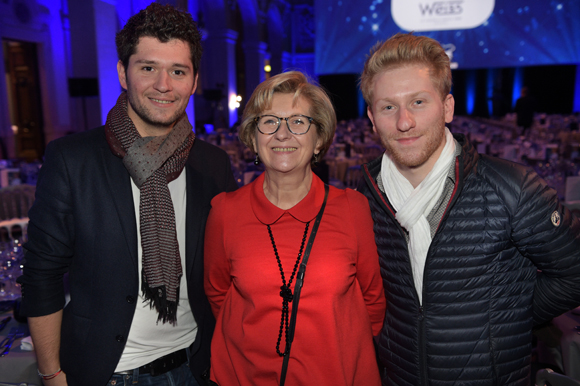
499, 160, 580, 324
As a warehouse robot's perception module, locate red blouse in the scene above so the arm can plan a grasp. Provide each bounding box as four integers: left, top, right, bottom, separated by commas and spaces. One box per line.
204, 172, 386, 386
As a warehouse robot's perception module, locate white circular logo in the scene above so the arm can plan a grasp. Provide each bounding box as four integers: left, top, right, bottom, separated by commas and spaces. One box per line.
551, 211, 561, 227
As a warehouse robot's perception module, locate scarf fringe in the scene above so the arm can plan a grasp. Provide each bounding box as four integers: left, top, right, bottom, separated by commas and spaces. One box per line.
141, 274, 180, 325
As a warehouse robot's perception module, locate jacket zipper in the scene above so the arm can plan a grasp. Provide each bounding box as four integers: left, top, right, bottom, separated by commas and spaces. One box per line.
419, 306, 428, 385
418, 156, 463, 385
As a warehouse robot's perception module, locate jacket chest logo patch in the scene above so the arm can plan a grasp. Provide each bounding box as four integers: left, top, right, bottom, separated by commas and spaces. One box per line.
551, 210, 561, 227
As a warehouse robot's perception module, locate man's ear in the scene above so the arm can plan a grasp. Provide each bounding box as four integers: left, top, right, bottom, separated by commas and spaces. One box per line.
191, 73, 199, 96
444, 94, 455, 124
367, 106, 377, 134
117, 60, 128, 90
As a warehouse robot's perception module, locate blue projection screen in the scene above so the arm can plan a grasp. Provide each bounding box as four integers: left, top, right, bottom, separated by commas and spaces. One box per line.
315, 0, 580, 75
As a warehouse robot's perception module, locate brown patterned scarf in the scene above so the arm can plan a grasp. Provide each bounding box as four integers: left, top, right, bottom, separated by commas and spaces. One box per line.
105, 92, 195, 324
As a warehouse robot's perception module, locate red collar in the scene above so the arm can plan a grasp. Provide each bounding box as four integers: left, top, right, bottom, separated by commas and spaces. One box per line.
250, 172, 325, 225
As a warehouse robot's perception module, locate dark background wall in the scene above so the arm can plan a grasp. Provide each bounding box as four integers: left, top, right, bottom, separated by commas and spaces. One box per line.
318, 65, 578, 121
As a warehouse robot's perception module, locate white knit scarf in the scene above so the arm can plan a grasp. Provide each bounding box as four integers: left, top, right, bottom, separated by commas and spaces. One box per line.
381, 128, 455, 304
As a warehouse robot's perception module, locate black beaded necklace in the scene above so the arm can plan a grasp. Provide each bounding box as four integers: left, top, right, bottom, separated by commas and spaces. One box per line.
267, 221, 311, 356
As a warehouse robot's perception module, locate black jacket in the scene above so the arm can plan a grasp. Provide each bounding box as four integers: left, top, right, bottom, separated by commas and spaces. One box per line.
358, 134, 580, 386
19, 126, 238, 385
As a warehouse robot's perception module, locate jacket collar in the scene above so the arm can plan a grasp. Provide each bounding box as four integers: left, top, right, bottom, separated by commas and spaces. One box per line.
453, 133, 478, 181
365, 151, 383, 181
250, 172, 325, 225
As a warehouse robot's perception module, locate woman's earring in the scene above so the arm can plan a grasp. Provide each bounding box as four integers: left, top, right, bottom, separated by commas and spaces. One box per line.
313, 153, 319, 163
254, 154, 260, 165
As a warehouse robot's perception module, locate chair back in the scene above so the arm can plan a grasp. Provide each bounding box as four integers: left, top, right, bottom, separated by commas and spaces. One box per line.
0, 185, 35, 221
363, 145, 384, 163
0, 218, 28, 242
344, 165, 362, 190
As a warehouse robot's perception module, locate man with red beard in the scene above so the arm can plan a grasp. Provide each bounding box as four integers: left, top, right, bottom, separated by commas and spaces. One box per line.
357, 33, 580, 386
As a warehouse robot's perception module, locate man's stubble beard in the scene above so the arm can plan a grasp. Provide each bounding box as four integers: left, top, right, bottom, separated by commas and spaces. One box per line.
381, 113, 447, 169
125, 74, 188, 131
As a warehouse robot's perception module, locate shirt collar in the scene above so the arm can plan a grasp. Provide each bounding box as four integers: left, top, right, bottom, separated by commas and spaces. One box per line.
447, 138, 461, 184
251, 172, 325, 225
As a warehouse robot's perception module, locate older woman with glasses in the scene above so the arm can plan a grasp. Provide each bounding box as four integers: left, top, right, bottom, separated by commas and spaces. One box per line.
204, 71, 385, 386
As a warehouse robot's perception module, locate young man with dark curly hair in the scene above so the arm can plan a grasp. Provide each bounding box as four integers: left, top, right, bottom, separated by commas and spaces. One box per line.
18, 4, 237, 386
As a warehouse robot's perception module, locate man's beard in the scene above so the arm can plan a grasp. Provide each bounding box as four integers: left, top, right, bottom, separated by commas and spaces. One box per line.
381, 113, 447, 169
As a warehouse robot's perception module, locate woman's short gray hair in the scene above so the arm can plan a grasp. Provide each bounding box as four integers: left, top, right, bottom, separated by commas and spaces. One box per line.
238, 71, 336, 165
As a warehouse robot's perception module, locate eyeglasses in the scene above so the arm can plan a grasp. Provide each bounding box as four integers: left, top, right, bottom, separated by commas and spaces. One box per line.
254, 114, 315, 135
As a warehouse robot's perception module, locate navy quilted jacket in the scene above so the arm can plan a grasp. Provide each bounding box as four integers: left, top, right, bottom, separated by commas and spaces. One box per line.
358, 134, 580, 386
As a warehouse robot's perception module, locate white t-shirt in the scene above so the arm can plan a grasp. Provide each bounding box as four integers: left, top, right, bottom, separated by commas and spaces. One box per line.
115, 169, 197, 371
